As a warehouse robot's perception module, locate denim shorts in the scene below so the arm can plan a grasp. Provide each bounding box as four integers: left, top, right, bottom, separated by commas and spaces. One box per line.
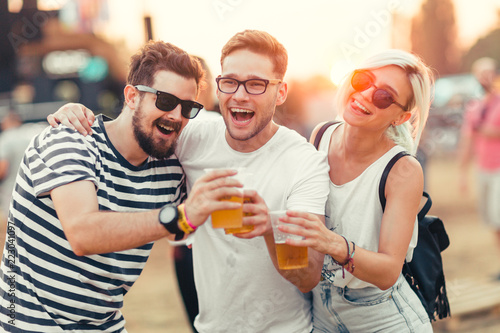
312, 274, 433, 332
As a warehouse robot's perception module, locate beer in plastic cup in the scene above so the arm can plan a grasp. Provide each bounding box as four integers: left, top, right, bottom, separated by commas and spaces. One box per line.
204, 168, 246, 229
269, 210, 308, 270
275, 243, 308, 270
211, 194, 243, 228
225, 195, 255, 234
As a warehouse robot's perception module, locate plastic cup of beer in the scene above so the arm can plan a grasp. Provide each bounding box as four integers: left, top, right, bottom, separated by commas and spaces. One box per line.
205, 168, 246, 229
225, 187, 255, 234
269, 210, 308, 270
225, 172, 254, 234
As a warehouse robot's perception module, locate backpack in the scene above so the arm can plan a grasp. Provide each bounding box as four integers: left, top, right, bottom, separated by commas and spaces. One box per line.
313, 121, 451, 321
380, 151, 451, 321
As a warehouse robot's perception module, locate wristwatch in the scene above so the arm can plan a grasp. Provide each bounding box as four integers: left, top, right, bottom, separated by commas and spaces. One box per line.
158, 205, 184, 240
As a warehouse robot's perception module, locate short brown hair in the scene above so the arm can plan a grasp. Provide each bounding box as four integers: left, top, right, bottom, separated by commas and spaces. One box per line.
127, 40, 205, 92
220, 30, 288, 79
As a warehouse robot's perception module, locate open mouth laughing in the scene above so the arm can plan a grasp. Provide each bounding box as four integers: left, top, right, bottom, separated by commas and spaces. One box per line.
231, 108, 254, 124
353, 99, 371, 115
155, 120, 180, 135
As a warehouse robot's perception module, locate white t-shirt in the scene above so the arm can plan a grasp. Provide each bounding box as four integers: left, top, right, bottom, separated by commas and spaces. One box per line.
176, 117, 330, 333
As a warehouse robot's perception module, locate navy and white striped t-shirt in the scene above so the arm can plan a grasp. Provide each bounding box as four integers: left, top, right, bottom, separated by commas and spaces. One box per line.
0, 114, 185, 332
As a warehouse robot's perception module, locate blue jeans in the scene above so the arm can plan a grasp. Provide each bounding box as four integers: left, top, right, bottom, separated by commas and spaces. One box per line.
312, 274, 433, 332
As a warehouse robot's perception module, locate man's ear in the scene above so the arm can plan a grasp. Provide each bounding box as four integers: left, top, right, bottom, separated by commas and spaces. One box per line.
215, 75, 221, 100
124, 85, 138, 110
275, 81, 288, 106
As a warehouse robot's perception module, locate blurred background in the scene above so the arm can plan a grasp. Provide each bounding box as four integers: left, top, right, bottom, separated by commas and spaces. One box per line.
2, 1, 500, 332
0, 0, 499, 144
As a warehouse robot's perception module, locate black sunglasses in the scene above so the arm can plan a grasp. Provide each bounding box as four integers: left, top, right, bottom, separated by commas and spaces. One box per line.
134, 85, 204, 119
351, 71, 408, 111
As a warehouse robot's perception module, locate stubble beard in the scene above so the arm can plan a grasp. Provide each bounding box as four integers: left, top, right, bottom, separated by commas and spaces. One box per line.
223, 107, 275, 142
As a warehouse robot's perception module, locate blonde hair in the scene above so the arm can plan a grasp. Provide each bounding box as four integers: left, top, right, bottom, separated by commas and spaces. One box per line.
335, 49, 434, 154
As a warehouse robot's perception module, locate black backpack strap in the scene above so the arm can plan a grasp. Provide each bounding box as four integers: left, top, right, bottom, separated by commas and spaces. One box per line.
379, 151, 411, 211
313, 121, 340, 149
379, 150, 432, 215
418, 191, 432, 221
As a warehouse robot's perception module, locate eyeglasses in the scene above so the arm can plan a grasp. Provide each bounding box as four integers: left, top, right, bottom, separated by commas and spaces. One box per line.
215, 77, 282, 95
134, 85, 204, 119
351, 71, 408, 111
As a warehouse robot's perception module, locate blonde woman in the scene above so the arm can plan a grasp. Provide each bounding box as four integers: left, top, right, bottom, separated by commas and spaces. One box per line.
282, 49, 434, 332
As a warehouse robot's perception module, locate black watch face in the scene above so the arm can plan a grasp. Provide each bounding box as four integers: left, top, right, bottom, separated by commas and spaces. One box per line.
160, 206, 177, 224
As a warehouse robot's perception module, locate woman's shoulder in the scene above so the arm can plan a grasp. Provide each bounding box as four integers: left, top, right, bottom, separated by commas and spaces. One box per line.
385, 149, 423, 191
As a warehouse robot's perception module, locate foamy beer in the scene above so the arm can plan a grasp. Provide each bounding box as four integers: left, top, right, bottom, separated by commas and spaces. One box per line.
269, 210, 308, 270
205, 168, 247, 229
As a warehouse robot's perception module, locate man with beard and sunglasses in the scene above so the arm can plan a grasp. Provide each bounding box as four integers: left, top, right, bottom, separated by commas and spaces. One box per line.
0, 41, 245, 332
46, 30, 330, 332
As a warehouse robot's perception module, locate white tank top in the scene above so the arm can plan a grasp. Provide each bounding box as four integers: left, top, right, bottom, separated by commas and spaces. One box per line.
317, 122, 418, 289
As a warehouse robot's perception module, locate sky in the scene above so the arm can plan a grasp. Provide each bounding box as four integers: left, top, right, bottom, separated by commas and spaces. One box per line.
15, 0, 500, 84
102, 0, 500, 83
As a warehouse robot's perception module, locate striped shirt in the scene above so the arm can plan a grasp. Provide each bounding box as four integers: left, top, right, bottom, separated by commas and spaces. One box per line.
0, 115, 185, 332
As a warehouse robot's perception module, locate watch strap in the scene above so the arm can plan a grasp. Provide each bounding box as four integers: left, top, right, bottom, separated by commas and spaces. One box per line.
159, 205, 184, 240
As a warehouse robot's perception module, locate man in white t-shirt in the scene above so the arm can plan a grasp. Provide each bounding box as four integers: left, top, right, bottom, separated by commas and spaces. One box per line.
48, 30, 329, 332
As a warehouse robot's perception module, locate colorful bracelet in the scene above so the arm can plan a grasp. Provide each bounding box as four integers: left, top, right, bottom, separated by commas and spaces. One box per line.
340, 235, 351, 262
331, 235, 357, 277
183, 204, 197, 231
177, 204, 196, 234
332, 235, 350, 278
345, 241, 355, 274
